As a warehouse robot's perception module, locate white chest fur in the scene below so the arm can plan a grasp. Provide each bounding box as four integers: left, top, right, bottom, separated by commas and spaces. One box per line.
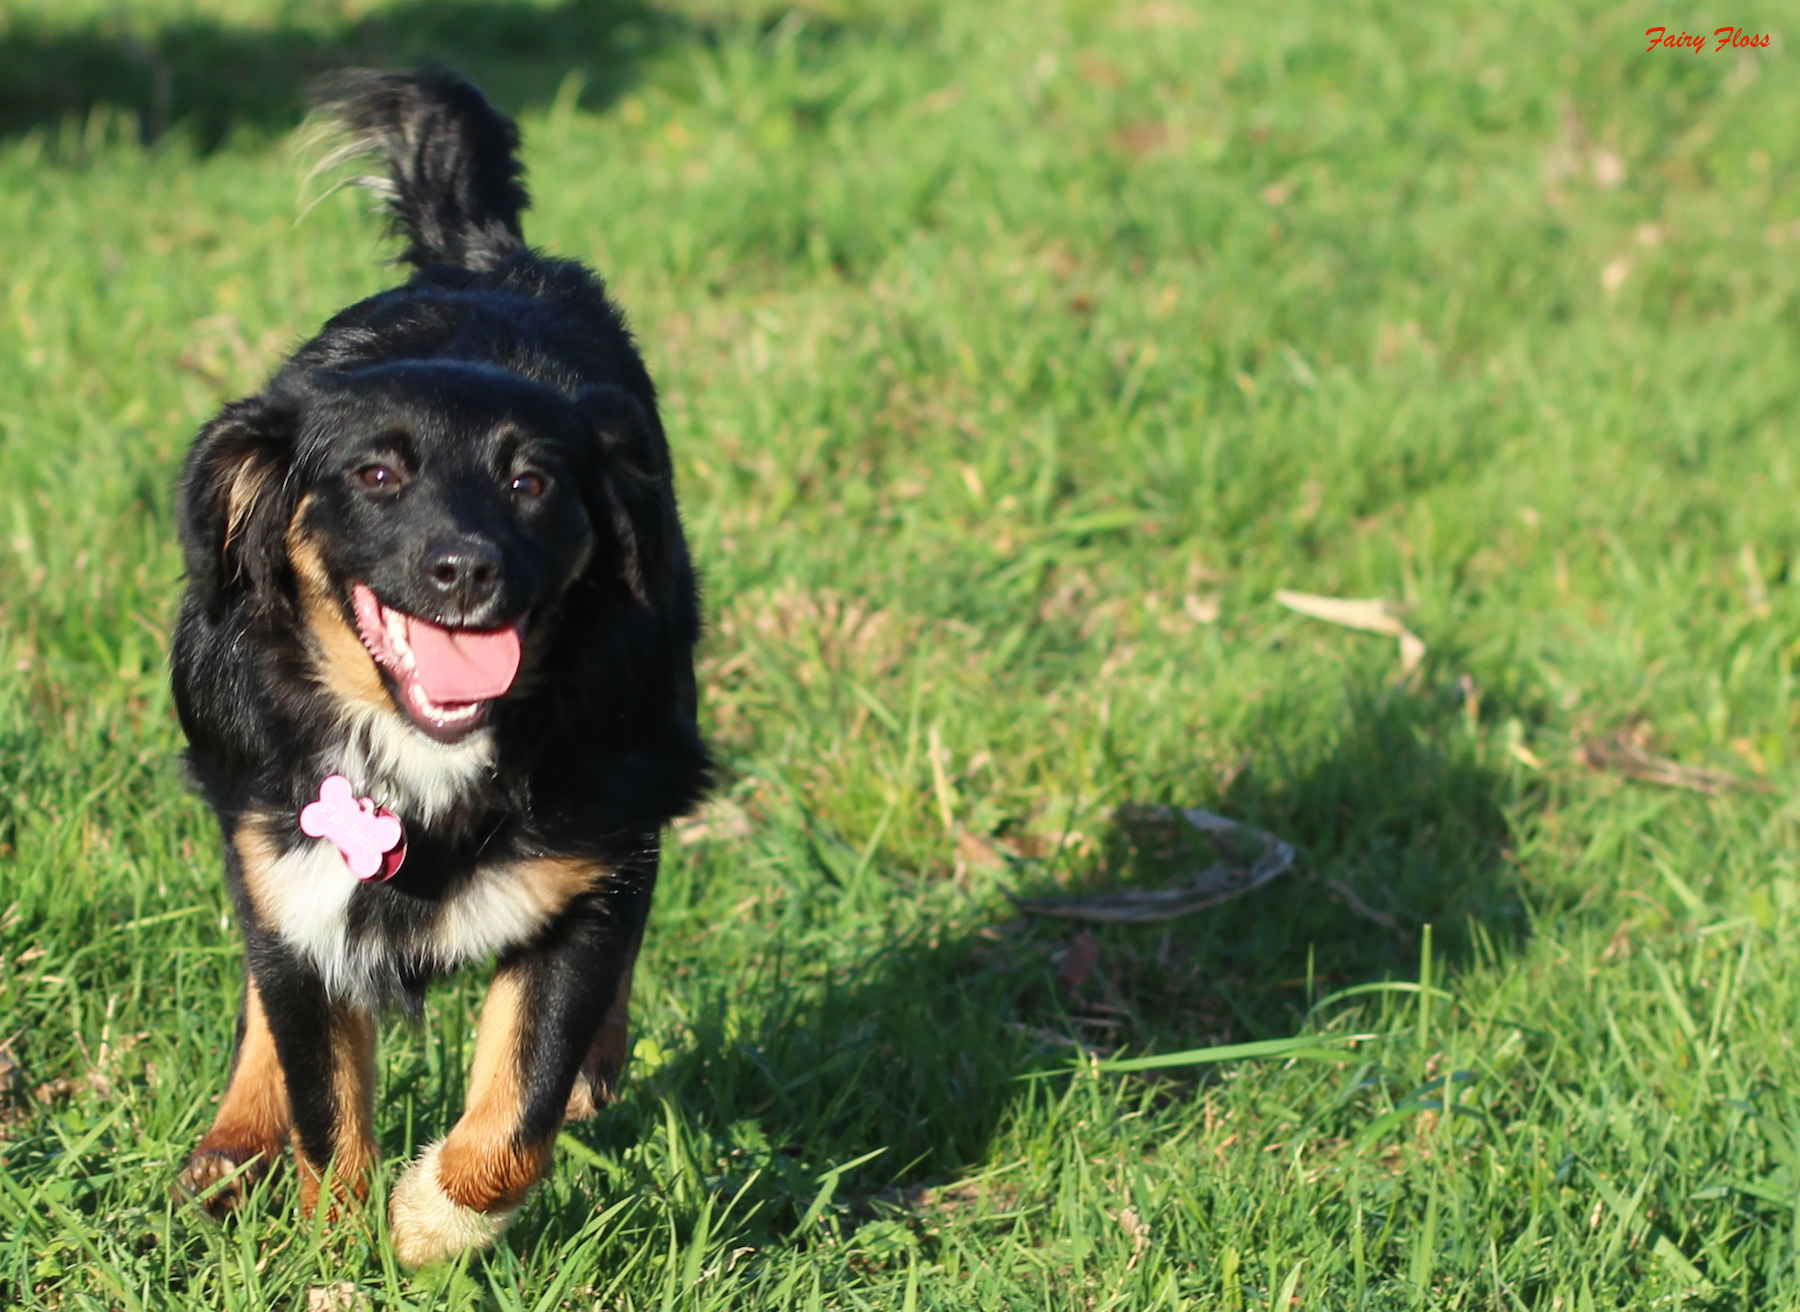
244, 828, 582, 1007
330, 705, 496, 827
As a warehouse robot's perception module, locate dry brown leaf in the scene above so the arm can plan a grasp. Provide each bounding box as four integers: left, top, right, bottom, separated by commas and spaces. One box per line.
32, 1077, 77, 1104
1011, 808, 1293, 923
957, 830, 1012, 869
1054, 930, 1100, 990
1274, 590, 1425, 675
900, 1176, 1024, 1214
1184, 592, 1221, 624
1580, 729, 1769, 796
1111, 122, 1170, 158
672, 799, 752, 846
308, 1286, 366, 1312
1118, 1206, 1152, 1270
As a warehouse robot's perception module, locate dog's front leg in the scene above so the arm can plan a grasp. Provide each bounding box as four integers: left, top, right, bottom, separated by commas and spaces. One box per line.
564, 930, 640, 1121
389, 873, 649, 1267
178, 976, 292, 1213
253, 950, 380, 1215
178, 956, 378, 1216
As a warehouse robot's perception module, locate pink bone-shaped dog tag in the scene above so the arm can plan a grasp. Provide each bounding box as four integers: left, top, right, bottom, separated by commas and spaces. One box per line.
299, 775, 406, 881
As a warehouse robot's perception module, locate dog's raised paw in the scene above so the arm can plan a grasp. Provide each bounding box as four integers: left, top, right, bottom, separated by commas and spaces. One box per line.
389, 1140, 517, 1267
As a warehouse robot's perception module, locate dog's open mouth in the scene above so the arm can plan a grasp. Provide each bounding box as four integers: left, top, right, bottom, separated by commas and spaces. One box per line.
351, 584, 523, 741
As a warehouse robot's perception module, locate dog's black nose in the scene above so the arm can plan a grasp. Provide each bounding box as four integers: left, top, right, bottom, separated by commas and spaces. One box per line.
422, 538, 504, 611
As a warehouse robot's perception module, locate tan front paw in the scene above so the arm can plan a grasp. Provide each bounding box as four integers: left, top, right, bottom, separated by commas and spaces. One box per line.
388, 1140, 518, 1267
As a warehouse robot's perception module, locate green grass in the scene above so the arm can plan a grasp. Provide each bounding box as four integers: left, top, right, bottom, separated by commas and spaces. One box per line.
2, 0, 1800, 1305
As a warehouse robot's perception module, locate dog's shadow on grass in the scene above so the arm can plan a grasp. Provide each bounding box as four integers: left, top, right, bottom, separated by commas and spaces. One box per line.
0, 0, 691, 147
533, 929, 1039, 1252
518, 677, 1535, 1252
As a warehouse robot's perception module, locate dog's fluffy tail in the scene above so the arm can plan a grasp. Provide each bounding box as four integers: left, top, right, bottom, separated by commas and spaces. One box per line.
314, 68, 529, 273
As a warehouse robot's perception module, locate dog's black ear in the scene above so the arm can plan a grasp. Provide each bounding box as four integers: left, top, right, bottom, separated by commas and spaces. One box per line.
575, 385, 676, 609
178, 398, 295, 620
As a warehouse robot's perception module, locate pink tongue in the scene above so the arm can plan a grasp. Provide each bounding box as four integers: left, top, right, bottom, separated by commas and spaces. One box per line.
405, 615, 522, 704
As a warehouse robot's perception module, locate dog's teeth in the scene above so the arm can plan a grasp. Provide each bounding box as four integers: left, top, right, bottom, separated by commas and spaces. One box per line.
408, 681, 481, 722
381, 607, 418, 674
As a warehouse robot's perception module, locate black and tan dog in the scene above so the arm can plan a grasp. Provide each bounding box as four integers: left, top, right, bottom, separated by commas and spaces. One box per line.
170, 69, 708, 1264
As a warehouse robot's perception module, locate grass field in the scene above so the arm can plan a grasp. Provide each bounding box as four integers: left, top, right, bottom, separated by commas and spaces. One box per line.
2, 0, 1799, 1306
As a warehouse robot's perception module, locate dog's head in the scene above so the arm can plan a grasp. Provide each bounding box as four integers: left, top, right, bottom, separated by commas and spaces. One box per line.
180, 360, 673, 742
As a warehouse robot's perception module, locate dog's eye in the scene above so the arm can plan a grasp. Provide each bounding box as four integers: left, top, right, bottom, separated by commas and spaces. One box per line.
358, 464, 401, 492
510, 471, 547, 498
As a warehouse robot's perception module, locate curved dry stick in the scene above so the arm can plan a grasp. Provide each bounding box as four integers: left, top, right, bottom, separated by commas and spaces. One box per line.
1010, 808, 1295, 924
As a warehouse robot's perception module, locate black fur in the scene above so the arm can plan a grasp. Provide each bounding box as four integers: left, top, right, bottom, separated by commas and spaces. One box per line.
172, 69, 709, 1230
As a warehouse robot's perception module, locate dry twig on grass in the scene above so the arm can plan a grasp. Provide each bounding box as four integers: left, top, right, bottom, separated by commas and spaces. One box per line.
1010, 807, 1295, 923
1321, 876, 1402, 930
1580, 726, 1771, 796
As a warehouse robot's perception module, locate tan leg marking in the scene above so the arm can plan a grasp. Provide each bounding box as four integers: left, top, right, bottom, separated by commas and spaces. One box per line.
178, 980, 290, 1214
438, 967, 552, 1211
390, 967, 549, 1265
565, 941, 638, 1121
294, 1006, 379, 1216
